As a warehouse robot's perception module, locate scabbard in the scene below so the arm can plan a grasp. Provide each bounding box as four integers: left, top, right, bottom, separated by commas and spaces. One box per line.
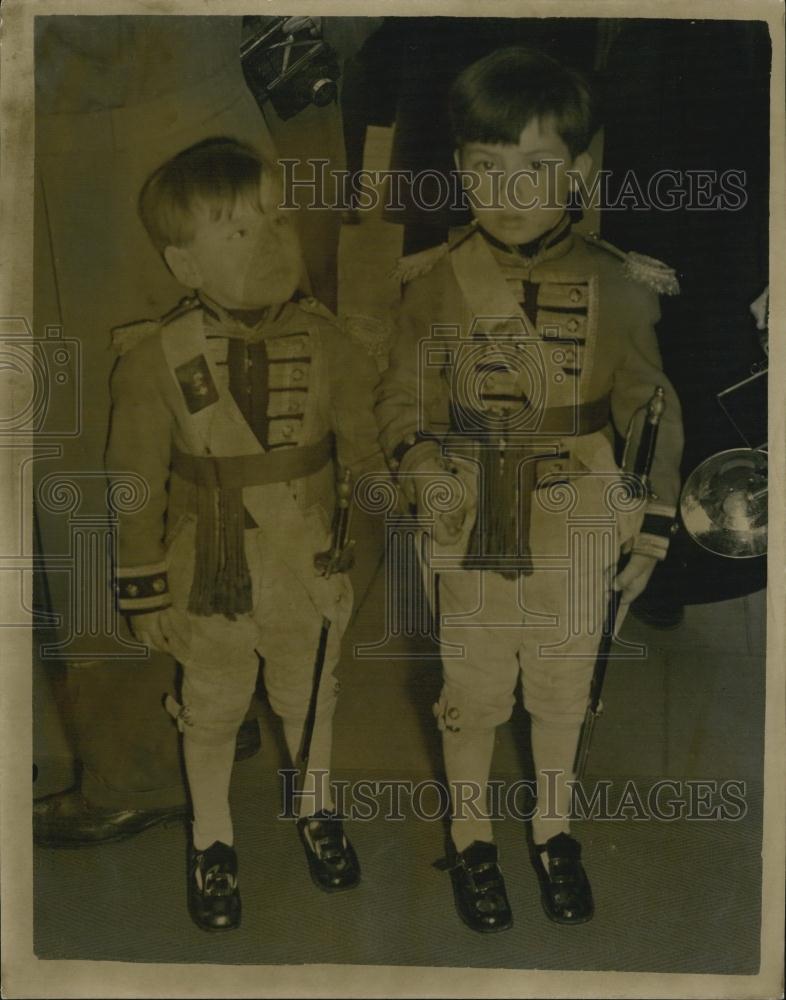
573, 387, 665, 781
573, 566, 622, 781
573, 706, 598, 781
301, 468, 354, 763
299, 616, 331, 765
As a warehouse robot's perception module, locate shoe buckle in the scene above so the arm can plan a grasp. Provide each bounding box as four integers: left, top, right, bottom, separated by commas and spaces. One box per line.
304, 818, 346, 860
203, 864, 237, 895
463, 858, 503, 895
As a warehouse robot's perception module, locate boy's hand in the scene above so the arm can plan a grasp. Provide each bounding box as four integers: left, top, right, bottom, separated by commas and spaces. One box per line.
610, 553, 658, 606
413, 456, 477, 546
130, 606, 191, 657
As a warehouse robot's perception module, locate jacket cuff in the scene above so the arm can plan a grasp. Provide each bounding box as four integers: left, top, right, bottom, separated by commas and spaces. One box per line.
116, 562, 172, 614
386, 431, 441, 473
386, 434, 442, 505
631, 501, 678, 561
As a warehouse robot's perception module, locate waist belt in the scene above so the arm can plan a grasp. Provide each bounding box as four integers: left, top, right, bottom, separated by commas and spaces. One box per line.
172, 433, 334, 489
536, 394, 611, 436
455, 394, 611, 440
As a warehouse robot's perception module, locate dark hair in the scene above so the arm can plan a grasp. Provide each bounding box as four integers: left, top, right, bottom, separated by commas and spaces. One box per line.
449, 47, 597, 158
138, 137, 273, 253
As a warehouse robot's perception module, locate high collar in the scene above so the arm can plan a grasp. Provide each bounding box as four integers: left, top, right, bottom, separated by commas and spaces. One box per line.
474, 209, 578, 270
198, 292, 301, 341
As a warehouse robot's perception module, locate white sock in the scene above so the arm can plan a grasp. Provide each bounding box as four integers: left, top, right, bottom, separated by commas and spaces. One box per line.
443, 727, 496, 852
184, 733, 236, 851
530, 716, 582, 846
282, 716, 335, 818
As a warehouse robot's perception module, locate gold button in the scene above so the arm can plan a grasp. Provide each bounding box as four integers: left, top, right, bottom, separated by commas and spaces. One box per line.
127, 583, 139, 597
282, 425, 293, 437
567, 318, 580, 333
569, 287, 582, 303
152, 577, 166, 593
448, 707, 460, 719
292, 368, 304, 382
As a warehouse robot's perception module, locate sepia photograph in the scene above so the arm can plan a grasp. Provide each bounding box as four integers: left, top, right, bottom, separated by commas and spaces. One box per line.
1, 1, 784, 996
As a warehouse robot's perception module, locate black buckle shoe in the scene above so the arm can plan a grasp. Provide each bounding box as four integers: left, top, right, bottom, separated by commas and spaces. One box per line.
435, 840, 513, 934
297, 811, 361, 892
188, 841, 241, 931
531, 832, 594, 925
33, 789, 186, 848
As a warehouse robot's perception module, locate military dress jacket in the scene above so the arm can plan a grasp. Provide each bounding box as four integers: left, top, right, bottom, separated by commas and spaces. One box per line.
375, 218, 685, 561
106, 295, 383, 615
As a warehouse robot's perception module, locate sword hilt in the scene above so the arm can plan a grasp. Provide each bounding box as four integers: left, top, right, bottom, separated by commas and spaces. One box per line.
633, 386, 666, 496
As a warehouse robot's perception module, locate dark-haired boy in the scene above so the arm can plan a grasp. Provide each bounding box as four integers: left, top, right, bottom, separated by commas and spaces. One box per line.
376, 47, 683, 932
107, 137, 382, 930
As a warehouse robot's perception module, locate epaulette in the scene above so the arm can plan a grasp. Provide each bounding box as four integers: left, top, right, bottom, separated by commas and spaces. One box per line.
389, 242, 450, 285
110, 319, 160, 356
110, 296, 200, 355
389, 224, 481, 285
160, 294, 201, 326
297, 295, 341, 326
583, 232, 680, 295
343, 313, 392, 361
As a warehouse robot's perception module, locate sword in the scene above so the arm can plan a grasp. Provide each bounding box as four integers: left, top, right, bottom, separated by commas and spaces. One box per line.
299, 468, 354, 765
573, 387, 666, 781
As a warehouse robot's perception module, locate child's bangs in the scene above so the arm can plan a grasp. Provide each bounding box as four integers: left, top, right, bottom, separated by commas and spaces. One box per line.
460, 91, 542, 147
138, 138, 271, 251
185, 168, 264, 227
458, 87, 585, 155
450, 49, 595, 158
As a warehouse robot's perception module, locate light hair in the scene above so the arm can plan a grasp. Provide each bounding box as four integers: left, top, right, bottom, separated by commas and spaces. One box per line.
138, 137, 274, 253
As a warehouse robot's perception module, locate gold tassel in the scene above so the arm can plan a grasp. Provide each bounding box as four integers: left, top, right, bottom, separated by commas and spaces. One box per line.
188, 484, 253, 618
464, 437, 533, 579
214, 487, 253, 619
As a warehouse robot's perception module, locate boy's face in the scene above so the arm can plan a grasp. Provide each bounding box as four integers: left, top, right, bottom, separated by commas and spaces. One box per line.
165, 171, 302, 310
456, 116, 590, 247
